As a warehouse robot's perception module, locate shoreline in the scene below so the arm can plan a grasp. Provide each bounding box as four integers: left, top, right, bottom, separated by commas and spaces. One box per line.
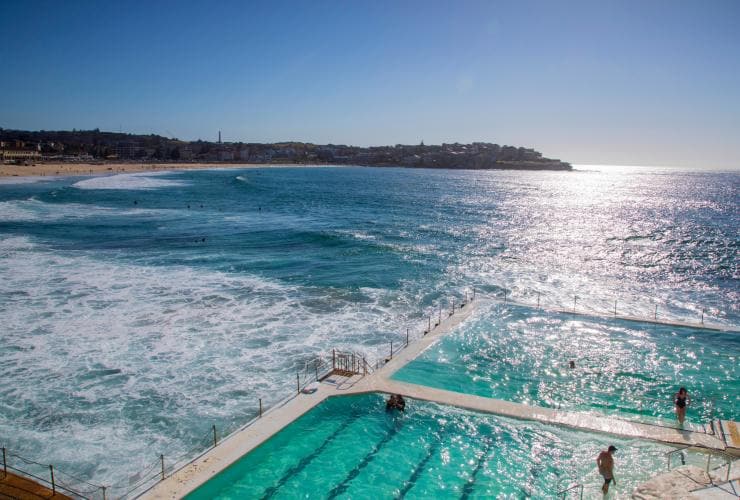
0, 162, 322, 178
0, 160, 577, 179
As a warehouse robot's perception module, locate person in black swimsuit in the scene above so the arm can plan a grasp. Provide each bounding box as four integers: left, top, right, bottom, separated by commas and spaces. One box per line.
386, 394, 406, 412
674, 387, 690, 426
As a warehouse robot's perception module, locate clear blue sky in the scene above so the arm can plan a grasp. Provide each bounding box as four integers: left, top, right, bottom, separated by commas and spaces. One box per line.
2, 0, 739, 168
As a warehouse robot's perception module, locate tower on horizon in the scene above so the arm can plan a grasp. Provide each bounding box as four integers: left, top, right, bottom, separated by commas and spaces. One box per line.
218, 130, 221, 144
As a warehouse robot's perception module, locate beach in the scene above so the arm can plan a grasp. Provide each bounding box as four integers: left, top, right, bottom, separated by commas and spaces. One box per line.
0, 162, 291, 177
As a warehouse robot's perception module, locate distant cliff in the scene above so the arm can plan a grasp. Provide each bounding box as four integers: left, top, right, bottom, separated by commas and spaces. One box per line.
0, 128, 571, 171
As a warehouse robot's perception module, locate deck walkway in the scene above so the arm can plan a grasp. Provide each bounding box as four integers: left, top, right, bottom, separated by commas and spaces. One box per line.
0, 471, 72, 500
142, 300, 477, 499
495, 297, 738, 333
143, 298, 737, 499
350, 379, 727, 451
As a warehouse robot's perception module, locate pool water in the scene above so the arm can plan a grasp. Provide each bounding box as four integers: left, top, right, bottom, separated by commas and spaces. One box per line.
187, 394, 700, 499
393, 303, 739, 426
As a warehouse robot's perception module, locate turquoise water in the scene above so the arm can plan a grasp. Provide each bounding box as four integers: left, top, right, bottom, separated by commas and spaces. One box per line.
393, 302, 740, 425
0, 166, 737, 487
188, 394, 702, 499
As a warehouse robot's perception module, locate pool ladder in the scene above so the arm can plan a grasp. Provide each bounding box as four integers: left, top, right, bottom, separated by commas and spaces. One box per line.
667, 446, 737, 483
557, 482, 583, 499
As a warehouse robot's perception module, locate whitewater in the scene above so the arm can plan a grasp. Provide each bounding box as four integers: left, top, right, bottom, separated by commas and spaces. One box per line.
0, 165, 737, 489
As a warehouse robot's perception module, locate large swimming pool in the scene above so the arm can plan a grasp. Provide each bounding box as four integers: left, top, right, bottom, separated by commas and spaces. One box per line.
186, 394, 706, 499
393, 303, 739, 427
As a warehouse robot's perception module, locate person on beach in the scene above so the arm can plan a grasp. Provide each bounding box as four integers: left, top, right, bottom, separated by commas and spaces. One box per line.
674, 387, 690, 425
596, 446, 617, 495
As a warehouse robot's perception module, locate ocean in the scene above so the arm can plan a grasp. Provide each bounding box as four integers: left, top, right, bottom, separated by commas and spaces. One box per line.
0, 165, 737, 490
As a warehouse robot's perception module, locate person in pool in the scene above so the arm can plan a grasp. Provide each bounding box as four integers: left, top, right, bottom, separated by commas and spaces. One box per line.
386, 394, 406, 412
596, 445, 617, 495
674, 387, 690, 425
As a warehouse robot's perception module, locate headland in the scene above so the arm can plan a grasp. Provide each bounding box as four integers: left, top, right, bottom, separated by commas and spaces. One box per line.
0, 128, 572, 177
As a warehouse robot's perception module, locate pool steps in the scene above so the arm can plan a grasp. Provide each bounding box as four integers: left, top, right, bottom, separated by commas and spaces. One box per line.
142, 298, 739, 499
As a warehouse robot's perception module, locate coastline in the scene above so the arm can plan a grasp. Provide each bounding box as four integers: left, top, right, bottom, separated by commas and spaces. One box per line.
0, 162, 308, 178
0, 160, 573, 179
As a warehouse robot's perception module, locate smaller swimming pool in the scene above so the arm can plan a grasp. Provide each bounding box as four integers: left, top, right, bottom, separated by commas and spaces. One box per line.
187, 394, 705, 499
392, 303, 739, 426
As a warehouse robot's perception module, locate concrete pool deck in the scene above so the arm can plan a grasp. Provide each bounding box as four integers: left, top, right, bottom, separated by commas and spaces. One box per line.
494, 297, 738, 333
142, 298, 737, 499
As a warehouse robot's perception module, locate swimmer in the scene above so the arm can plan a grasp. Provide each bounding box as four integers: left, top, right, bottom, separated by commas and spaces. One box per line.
569, 360, 576, 369
386, 394, 406, 412
674, 387, 690, 426
596, 446, 617, 495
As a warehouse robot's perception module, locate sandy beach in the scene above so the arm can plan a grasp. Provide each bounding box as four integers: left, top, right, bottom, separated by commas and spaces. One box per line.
0, 162, 299, 178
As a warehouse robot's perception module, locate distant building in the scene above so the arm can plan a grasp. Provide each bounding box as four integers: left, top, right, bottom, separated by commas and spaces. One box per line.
115, 142, 143, 159
179, 146, 193, 160
1, 149, 41, 162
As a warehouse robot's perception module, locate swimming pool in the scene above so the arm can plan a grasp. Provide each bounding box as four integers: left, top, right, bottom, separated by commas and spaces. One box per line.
393, 303, 739, 426
186, 394, 703, 499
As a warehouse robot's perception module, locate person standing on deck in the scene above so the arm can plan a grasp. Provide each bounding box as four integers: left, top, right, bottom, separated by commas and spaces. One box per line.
596, 446, 617, 495
674, 387, 690, 426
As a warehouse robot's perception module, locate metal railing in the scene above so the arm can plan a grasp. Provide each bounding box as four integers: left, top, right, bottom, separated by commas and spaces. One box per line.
666, 445, 692, 469
3, 289, 475, 499
557, 482, 583, 499
375, 290, 474, 370
667, 447, 737, 484
2, 447, 107, 499
490, 287, 734, 332
706, 450, 737, 484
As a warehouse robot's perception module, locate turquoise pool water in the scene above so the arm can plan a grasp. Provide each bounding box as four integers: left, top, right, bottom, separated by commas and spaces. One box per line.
2, 166, 736, 488
187, 394, 700, 499
393, 303, 739, 426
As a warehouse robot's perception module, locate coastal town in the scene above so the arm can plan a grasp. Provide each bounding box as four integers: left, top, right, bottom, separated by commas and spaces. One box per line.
0, 128, 572, 171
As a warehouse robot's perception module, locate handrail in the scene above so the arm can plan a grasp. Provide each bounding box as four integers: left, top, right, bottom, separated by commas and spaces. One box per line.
557, 482, 583, 499
490, 288, 738, 333
705, 449, 737, 483
666, 445, 692, 468
4, 289, 475, 500
666, 446, 738, 484
2, 449, 104, 499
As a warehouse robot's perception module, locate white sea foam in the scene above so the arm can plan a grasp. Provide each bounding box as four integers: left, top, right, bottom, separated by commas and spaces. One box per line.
0, 198, 169, 222
73, 171, 189, 190
0, 239, 411, 487
0, 176, 57, 185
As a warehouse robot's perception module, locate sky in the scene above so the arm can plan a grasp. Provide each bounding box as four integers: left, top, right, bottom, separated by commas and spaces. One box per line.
1, 0, 739, 168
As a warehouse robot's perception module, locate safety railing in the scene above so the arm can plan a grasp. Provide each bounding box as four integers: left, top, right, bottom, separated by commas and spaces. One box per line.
2, 447, 107, 499
489, 287, 734, 332
667, 447, 737, 484
330, 350, 367, 377
4, 289, 475, 499
295, 353, 333, 393
666, 445, 693, 469
557, 482, 583, 499
370, 290, 475, 370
